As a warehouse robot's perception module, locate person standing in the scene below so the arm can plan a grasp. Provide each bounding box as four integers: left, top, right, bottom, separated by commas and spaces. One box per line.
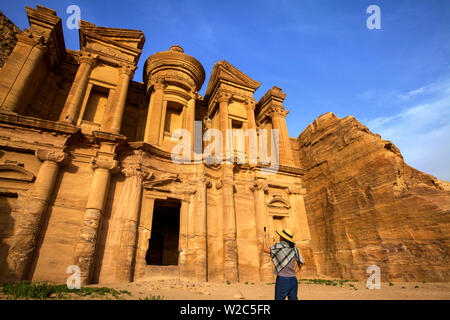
263, 228, 305, 300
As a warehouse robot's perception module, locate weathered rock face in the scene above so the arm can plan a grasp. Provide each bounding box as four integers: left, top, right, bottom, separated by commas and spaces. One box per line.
0, 10, 21, 68
297, 112, 450, 282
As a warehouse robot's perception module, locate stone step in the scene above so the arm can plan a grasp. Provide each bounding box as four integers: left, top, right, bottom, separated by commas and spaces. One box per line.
143, 265, 180, 279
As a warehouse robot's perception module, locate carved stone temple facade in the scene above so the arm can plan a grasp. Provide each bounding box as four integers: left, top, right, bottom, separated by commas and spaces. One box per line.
1, 6, 449, 285
0, 6, 311, 285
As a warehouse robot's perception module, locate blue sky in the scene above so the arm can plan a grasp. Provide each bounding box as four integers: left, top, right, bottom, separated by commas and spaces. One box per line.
2, 0, 449, 180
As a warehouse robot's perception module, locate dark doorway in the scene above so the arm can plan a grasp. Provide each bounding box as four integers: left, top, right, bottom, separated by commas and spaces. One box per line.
146, 198, 180, 265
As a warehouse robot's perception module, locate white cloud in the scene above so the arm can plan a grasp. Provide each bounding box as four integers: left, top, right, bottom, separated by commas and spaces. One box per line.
407, 86, 426, 96
365, 79, 450, 181
397, 86, 425, 100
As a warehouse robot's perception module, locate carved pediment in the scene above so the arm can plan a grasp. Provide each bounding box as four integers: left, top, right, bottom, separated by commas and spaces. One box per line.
267, 195, 290, 210
143, 173, 180, 191
86, 41, 135, 63
0, 161, 35, 182
205, 60, 261, 100
79, 20, 144, 64
80, 20, 145, 48
128, 142, 173, 160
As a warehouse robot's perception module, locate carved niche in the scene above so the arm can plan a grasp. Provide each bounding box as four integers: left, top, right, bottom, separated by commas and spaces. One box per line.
266, 194, 291, 233
0, 160, 36, 183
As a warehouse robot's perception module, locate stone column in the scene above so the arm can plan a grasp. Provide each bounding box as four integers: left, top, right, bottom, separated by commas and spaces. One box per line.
183, 189, 196, 279
217, 92, 237, 282
217, 92, 231, 161
222, 166, 239, 282
251, 179, 273, 282
73, 157, 118, 285
245, 99, 257, 131
210, 181, 225, 282
59, 52, 98, 124
216, 92, 237, 282
244, 99, 258, 164
194, 178, 210, 281
115, 164, 152, 282
0, 32, 47, 113
109, 64, 136, 133
184, 90, 197, 159
269, 107, 294, 166
134, 196, 155, 280
178, 200, 189, 278
6, 149, 66, 280
144, 78, 166, 145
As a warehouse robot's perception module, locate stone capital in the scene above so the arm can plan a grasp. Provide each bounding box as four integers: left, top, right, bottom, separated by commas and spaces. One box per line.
203, 116, 212, 129
119, 64, 137, 78
35, 149, 67, 164
288, 185, 306, 195
251, 179, 268, 192
197, 177, 212, 188
122, 164, 153, 180
215, 180, 223, 190
192, 177, 212, 188
221, 177, 235, 187
189, 90, 198, 101
151, 78, 167, 91
216, 92, 232, 104
184, 185, 197, 195
244, 98, 256, 111
91, 157, 119, 174
269, 106, 289, 118
78, 51, 99, 66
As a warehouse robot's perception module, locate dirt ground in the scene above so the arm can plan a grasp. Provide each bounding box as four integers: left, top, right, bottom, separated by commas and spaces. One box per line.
93, 276, 450, 300
1, 274, 448, 300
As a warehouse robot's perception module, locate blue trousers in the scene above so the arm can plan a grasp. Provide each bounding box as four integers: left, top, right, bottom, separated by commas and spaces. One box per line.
275, 276, 298, 300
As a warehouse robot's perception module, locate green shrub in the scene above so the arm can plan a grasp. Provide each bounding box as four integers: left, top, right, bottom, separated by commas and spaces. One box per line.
298, 278, 358, 287
1, 281, 127, 300
1, 281, 55, 300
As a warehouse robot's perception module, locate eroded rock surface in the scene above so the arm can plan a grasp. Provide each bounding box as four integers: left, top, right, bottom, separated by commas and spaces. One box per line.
297, 112, 450, 282
0, 10, 21, 68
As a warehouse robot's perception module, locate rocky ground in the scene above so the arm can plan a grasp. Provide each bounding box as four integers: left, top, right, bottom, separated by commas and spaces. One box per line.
9, 277, 435, 300
1, 274, 449, 300
102, 278, 450, 300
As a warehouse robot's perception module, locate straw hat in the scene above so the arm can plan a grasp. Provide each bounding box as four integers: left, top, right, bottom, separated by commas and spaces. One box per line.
276, 228, 294, 243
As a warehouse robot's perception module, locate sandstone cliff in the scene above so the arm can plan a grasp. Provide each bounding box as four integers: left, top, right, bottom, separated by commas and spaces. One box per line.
0, 10, 21, 68
297, 112, 450, 282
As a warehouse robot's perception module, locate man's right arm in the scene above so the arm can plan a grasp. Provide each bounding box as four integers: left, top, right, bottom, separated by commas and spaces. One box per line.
295, 248, 305, 267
